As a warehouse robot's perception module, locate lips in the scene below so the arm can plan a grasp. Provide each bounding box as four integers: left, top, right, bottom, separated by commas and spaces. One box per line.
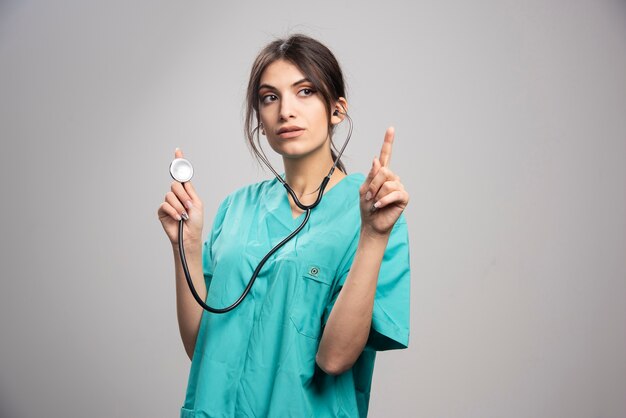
276, 125, 305, 139
276, 125, 304, 135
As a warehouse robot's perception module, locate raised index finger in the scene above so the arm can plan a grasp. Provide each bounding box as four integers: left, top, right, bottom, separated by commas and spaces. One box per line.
379, 127, 395, 167
174, 147, 183, 159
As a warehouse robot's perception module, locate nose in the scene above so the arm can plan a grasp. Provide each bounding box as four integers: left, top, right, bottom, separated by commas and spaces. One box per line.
278, 95, 296, 121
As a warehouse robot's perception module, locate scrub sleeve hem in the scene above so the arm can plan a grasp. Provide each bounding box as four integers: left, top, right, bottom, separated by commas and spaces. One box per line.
369, 311, 410, 351
180, 407, 194, 418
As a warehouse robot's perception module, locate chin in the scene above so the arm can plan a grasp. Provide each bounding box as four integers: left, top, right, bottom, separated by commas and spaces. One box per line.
278, 150, 311, 161
269, 138, 328, 159
269, 142, 312, 158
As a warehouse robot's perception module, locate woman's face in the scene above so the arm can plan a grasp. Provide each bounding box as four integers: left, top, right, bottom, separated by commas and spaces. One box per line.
257, 59, 332, 160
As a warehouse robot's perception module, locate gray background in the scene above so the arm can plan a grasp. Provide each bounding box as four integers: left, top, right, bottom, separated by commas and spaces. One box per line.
1, 0, 625, 417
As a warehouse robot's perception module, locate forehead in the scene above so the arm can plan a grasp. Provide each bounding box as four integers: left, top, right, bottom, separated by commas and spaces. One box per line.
259, 59, 306, 87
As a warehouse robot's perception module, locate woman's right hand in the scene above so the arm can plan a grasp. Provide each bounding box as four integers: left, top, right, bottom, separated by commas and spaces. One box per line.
157, 148, 204, 248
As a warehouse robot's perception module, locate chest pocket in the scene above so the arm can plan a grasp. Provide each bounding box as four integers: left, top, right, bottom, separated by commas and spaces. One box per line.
289, 262, 335, 339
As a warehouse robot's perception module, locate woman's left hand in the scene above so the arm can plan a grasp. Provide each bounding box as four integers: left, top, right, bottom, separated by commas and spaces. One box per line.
359, 127, 410, 237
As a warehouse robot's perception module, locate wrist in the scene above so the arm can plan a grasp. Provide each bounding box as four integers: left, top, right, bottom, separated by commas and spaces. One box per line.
359, 224, 391, 245
172, 240, 203, 257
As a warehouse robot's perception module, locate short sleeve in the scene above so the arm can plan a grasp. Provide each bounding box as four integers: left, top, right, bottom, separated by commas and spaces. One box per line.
202, 195, 231, 288
323, 214, 411, 351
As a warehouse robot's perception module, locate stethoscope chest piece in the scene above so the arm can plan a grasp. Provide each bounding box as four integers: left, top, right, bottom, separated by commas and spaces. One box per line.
170, 158, 194, 183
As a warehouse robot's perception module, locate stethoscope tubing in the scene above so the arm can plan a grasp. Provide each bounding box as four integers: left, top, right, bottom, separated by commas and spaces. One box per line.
177, 111, 351, 313
178, 208, 311, 313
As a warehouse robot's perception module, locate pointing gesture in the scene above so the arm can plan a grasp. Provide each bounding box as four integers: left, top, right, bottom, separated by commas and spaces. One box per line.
379, 126, 394, 167
359, 127, 410, 237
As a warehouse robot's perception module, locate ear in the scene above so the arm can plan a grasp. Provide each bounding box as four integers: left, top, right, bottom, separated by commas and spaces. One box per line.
330, 97, 349, 125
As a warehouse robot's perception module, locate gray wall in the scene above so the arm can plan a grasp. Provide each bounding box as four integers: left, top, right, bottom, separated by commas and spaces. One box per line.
1, 1, 625, 417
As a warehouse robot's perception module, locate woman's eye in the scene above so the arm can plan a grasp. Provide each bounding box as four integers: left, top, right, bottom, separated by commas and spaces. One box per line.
298, 88, 315, 97
261, 94, 278, 104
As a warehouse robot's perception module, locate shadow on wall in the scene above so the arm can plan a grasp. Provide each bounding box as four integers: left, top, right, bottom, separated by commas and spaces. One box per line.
0, 391, 24, 418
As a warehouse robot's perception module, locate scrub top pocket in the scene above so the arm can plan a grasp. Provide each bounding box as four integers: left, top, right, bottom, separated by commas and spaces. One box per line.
289, 262, 334, 339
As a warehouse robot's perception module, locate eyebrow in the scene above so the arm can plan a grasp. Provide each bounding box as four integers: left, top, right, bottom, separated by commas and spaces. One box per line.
258, 78, 311, 91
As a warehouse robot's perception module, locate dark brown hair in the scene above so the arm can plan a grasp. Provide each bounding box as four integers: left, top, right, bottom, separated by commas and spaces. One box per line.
244, 34, 347, 173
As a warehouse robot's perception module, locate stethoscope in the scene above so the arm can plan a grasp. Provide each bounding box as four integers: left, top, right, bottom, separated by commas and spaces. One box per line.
169, 111, 353, 313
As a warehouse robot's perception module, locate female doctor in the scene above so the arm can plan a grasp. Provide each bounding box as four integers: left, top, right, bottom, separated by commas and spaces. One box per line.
157, 34, 411, 418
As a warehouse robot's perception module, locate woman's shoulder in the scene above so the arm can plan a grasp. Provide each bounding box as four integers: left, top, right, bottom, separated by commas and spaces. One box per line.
218, 172, 366, 210
340, 172, 366, 188
238, 176, 280, 197
327, 172, 366, 200
218, 177, 279, 206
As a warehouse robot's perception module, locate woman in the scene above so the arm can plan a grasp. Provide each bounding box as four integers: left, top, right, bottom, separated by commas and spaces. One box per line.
158, 34, 411, 418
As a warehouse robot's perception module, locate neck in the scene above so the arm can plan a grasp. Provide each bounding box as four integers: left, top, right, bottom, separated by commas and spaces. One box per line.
282, 146, 345, 200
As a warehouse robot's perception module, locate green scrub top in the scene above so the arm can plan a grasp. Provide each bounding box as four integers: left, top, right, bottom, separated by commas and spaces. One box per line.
181, 172, 410, 418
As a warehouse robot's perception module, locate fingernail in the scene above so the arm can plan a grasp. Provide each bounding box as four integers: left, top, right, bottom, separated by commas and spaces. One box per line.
181, 212, 189, 221
374, 201, 381, 208
185, 200, 193, 209
175, 214, 182, 221
365, 191, 372, 201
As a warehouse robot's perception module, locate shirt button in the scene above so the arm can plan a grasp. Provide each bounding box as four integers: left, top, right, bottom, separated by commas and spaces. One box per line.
309, 266, 319, 276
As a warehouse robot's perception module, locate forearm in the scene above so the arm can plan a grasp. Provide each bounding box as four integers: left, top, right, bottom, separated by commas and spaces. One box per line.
172, 241, 206, 361
316, 229, 390, 375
